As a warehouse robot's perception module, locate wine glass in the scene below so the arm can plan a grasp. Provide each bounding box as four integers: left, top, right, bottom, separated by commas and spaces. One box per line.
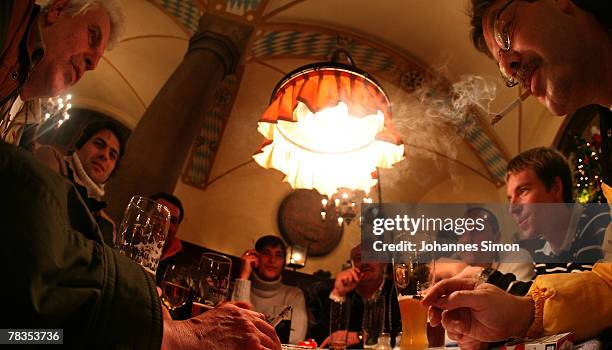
160, 265, 192, 311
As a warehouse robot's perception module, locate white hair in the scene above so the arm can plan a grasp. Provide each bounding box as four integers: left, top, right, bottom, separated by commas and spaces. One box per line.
42, 0, 126, 50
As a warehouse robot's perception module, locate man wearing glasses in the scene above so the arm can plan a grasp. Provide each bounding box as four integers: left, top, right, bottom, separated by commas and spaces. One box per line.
423, 1, 612, 349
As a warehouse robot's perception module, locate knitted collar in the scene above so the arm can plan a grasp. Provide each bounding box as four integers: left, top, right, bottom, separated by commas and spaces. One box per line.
251, 271, 282, 292
67, 152, 105, 200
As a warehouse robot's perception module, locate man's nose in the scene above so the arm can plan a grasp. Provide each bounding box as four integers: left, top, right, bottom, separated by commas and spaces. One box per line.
98, 148, 110, 162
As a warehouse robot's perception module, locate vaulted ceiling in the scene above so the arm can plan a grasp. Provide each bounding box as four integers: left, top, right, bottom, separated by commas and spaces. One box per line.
66, 0, 565, 200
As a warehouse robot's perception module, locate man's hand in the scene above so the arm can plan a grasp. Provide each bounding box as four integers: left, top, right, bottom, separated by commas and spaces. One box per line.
453, 265, 484, 280
422, 278, 534, 342
239, 249, 260, 280
319, 331, 360, 348
162, 302, 281, 350
332, 268, 362, 298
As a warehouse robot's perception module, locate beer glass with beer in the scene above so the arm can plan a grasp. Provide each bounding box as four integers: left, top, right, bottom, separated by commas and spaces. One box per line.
192, 253, 232, 315
393, 249, 434, 350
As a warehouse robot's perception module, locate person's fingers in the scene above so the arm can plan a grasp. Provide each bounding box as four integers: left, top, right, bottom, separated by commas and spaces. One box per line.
251, 317, 281, 349
349, 269, 360, 282
434, 289, 487, 311
441, 308, 471, 336
457, 337, 487, 350
227, 301, 254, 311
421, 278, 478, 307
428, 306, 442, 327
446, 329, 463, 341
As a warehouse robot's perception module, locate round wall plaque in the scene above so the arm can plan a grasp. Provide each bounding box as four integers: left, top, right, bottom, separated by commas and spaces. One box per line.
278, 189, 343, 256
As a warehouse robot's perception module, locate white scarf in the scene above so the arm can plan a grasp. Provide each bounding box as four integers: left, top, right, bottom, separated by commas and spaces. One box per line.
67, 152, 106, 199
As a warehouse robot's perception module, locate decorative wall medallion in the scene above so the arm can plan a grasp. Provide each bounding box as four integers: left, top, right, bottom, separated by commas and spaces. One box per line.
277, 189, 343, 256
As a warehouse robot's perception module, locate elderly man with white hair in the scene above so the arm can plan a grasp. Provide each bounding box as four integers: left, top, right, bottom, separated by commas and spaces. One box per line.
0, 1, 281, 349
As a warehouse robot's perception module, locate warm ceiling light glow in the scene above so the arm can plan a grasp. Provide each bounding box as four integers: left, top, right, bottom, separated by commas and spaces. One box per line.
254, 53, 404, 199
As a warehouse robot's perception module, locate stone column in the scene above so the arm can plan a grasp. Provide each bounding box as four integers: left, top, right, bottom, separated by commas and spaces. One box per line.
106, 13, 252, 221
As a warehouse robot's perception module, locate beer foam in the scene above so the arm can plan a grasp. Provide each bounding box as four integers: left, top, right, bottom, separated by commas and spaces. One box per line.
397, 294, 418, 302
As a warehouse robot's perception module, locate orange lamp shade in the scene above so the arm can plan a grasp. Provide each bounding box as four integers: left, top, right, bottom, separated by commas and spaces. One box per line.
254, 65, 404, 198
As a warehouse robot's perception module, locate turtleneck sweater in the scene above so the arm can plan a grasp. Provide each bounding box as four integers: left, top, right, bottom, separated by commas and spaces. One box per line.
232, 272, 307, 344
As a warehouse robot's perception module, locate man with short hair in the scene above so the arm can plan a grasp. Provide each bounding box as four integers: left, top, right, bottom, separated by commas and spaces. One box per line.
1, 0, 124, 144
1, 1, 281, 348
35, 120, 124, 245
454, 148, 606, 292
233, 235, 308, 344
321, 244, 402, 349
426, 147, 609, 348
423, 2, 612, 346
469, 0, 612, 260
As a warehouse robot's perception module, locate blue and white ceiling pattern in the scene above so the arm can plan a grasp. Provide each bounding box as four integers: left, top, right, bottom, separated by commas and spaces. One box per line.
149, 0, 509, 187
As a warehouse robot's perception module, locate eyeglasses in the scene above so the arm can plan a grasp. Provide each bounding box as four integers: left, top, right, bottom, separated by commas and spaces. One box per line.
493, 0, 520, 87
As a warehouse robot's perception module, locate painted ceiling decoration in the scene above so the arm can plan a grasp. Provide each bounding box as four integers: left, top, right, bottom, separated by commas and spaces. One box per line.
182, 69, 244, 188
150, 0, 508, 187
149, 0, 205, 34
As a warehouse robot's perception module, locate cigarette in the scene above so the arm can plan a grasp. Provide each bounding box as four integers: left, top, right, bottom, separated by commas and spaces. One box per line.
491, 90, 530, 125
268, 305, 292, 327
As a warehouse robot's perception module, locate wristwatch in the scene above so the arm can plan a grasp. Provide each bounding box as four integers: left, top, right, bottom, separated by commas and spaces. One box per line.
477, 267, 496, 285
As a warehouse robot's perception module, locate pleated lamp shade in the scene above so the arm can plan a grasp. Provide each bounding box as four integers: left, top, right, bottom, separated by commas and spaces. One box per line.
254, 59, 404, 198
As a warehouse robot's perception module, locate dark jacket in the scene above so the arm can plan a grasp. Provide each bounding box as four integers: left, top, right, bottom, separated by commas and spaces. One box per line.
0, 141, 163, 349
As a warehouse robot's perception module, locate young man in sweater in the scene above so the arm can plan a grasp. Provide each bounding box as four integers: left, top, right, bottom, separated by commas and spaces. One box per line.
232, 235, 308, 344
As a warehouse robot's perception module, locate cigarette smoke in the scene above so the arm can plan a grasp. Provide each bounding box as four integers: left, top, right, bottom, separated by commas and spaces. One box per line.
381, 72, 498, 196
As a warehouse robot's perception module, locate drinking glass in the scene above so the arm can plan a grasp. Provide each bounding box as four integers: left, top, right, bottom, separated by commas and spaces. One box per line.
160, 265, 192, 311
329, 300, 351, 350
192, 253, 232, 315
116, 195, 170, 275
362, 296, 385, 349
393, 249, 435, 350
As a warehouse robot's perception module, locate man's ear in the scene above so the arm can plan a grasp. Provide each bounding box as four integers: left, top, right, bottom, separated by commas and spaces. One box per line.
552, 176, 565, 202
44, 0, 70, 25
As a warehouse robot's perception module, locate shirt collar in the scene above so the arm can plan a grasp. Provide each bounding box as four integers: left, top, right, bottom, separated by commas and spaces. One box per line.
538, 205, 583, 256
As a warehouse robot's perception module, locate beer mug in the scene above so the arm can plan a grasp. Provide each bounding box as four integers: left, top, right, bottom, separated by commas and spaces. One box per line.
393, 248, 435, 350
116, 196, 170, 275
192, 253, 232, 315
